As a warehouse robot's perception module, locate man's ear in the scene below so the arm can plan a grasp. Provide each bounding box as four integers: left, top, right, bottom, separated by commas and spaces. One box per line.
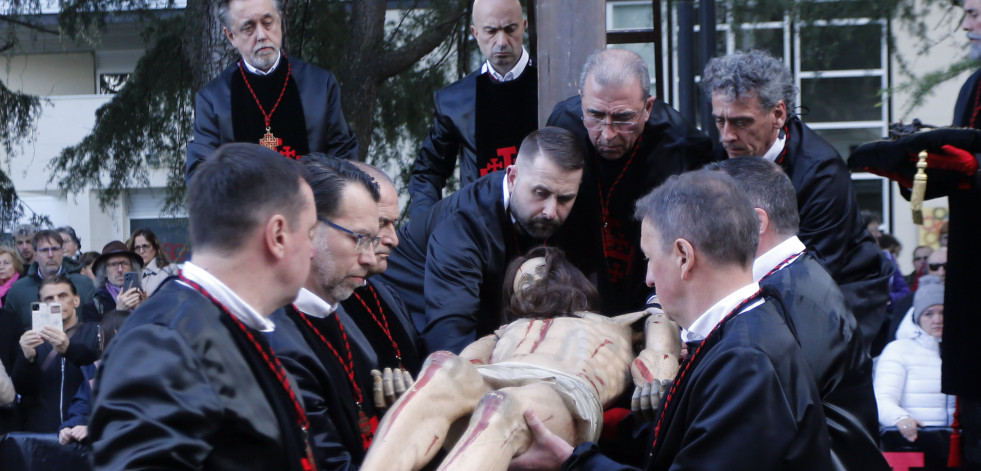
223, 27, 234, 43
755, 207, 769, 236
676, 238, 695, 280
470, 24, 478, 40
264, 214, 289, 261
506, 165, 518, 192
772, 100, 788, 129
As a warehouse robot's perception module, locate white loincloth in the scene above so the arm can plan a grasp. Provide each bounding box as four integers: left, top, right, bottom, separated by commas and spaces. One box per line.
476, 361, 604, 443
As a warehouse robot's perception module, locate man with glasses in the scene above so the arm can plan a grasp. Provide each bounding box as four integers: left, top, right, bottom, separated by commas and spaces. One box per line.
78, 241, 146, 323
7, 230, 95, 330
547, 49, 714, 316
266, 154, 384, 469
381, 127, 587, 355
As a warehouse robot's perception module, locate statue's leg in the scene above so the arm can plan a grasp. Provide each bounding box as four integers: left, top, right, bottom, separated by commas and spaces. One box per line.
435, 382, 577, 471
362, 351, 491, 471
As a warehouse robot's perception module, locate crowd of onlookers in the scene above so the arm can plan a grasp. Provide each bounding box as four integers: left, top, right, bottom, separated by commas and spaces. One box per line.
0, 225, 179, 440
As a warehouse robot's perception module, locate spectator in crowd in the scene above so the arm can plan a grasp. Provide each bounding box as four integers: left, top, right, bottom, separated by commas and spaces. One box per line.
12, 224, 37, 274
0, 246, 24, 307
863, 210, 883, 241
905, 245, 933, 291
77, 251, 100, 283
879, 233, 911, 305
6, 230, 95, 330
56, 226, 82, 260
0, 356, 13, 406
408, 0, 538, 219
79, 241, 145, 322
926, 246, 947, 283
938, 221, 949, 247
874, 280, 953, 443
127, 228, 178, 296
12, 276, 98, 432
58, 309, 127, 446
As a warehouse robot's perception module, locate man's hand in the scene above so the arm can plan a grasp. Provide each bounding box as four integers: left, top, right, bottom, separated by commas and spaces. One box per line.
59, 425, 89, 445
508, 409, 573, 471
39, 326, 70, 354
897, 416, 924, 443
116, 287, 146, 311
19, 331, 42, 362
371, 367, 414, 409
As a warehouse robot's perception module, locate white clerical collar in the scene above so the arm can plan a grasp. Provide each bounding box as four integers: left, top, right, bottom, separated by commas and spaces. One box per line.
293, 287, 337, 318
242, 53, 283, 76
761, 131, 786, 162
682, 282, 762, 343
752, 236, 806, 282
179, 261, 275, 332
480, 47, 530, 82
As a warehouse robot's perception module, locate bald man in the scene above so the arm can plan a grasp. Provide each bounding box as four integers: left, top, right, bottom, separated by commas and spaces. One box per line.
408, 0, 538, 219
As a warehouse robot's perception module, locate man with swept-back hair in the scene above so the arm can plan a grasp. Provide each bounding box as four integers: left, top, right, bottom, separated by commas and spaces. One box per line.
702, 49, 891, 351
516, 170, 831, 471
548, 48, 714, 316
90, 143, 319, 471
711, 157, 888, 471
185, 0, 358, 182
382, 126, 588, 354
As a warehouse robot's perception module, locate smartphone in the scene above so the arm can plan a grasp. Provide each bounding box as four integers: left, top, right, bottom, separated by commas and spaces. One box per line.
31, 302, 62, 332
123, 271, 141, 292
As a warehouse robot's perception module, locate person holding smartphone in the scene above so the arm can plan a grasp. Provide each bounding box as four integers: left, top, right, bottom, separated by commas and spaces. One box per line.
78, 241, 145, 323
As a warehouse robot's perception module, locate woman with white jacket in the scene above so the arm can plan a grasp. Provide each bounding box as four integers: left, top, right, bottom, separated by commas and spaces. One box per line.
874, 280, 955, 443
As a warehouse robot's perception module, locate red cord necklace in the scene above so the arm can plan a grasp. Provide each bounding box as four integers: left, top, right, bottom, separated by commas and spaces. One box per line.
293, 306, 375, 450
595, 134, 643, 233
353, 286, 402, 368
758, 250, 805, 282
238, 55, 292, 150
178, 274, 316, 471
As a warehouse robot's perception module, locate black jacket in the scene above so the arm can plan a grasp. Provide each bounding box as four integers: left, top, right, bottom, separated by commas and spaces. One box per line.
186, 55, 358, 182
408, 64, 538, 219
547, 96, 715, 314
78, 286, 115, 324
11, 321, 98, 432
940, 70, 981, 399
760, 252, 887, 471
339, 280, 424, 375
718, 117, 892, 348
564, 297, 831, 470
380, 172, 566, 354
89, 282, 310, 471
267, 305, 379, 471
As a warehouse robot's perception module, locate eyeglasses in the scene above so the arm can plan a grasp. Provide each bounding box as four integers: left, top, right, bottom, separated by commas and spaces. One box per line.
37, 246, 63, 255
319, 218, 381, 253
107, 260, 132, 270
582, 116, 637, 134
134, 244, 152, 253
928, 262, 947, 271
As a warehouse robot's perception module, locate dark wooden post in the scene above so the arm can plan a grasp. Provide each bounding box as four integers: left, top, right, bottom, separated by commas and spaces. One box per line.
534, 0, 606, 126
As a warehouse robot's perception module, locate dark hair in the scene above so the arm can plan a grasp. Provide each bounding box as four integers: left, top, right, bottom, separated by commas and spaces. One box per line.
635, 170, 758, 268
38, 274, 78, 297
861, 210, 882, 228
128, 228, 171, 268
501, 246, 599, 323
32, 230, 64, 251
13, 224, 36, 238
878, 233, 901, 251
55, 226, 81, 250
517, 126, 586, 171
188, 143, 310, 254
301, 153, 380, 219
99, 310, 129, 352
707, 157, 799, 236
79, 251, 100, 268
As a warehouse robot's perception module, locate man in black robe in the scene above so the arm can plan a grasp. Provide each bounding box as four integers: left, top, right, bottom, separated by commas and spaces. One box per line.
512, 170, 830, 471
380, 127, 586, 355
185, 0, 358, 182
701, 49, 892, 350
547, 49, 715, 315
266, 155, 385, 469
408, 0, 538, 219
89, 143, 319, 470
714, 157, 887, 471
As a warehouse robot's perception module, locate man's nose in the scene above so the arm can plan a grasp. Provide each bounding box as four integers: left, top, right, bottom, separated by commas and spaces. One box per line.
721, 123, 738, 143
359, 249, 377, 266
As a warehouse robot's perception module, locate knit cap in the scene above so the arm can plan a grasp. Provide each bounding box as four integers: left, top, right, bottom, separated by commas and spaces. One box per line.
913, 275, 944, 325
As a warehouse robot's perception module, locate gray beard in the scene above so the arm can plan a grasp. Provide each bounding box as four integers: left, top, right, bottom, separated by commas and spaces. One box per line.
972, 42, 981, 61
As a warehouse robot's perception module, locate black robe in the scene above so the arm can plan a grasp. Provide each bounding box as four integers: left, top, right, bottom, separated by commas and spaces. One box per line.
267, 305, 379, 471
88, 282, 310, 471
760, 252, 887, 471
717, 117, 893, 349
547, 96, 715, 314
563, 297, 831, 470
339, 280, 424, 375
